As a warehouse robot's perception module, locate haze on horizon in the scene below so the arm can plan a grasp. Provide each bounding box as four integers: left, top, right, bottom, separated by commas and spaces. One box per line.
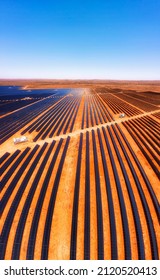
0, 0, 160, 80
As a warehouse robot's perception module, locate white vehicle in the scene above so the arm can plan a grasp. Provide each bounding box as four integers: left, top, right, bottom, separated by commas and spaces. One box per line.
119, 113, 125, 118
13, 136, 28, 144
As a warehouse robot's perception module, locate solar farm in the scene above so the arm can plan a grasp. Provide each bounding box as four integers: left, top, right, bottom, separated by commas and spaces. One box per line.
0, 85, 160, 260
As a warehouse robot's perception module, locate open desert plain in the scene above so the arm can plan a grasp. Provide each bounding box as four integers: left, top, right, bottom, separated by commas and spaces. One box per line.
0, 80, 160, 260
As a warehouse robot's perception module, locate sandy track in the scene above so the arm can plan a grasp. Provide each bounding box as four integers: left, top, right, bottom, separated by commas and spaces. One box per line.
2, 108, 159, 154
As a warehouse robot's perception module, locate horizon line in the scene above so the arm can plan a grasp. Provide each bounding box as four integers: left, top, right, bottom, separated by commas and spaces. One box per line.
0, 78, 160, 82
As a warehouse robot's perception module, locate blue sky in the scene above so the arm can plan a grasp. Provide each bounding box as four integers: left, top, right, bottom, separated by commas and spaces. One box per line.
0, 0, 160, 79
